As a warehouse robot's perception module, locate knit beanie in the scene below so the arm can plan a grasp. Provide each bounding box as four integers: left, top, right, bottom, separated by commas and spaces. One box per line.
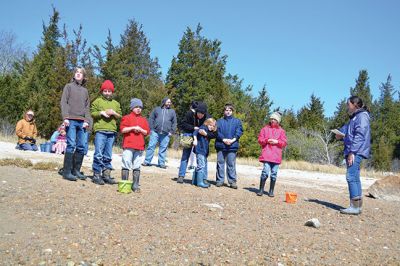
196, 102, 207, 114
100, 80, 115, 92
130, 98, 143, 109
269, 112, 282, 123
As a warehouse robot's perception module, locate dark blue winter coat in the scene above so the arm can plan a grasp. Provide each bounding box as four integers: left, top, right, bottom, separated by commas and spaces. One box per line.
340, 108, 371, 159
215, 116, 243, 152
193, 125, 215, 157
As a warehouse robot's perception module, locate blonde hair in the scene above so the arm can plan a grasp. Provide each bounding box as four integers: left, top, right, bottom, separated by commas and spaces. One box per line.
203, 118, 217, 131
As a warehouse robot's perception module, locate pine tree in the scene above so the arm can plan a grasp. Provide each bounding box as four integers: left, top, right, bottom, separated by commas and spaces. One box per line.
166, 24, 229, 121
249, 85, 273, 130
280, 108, 298, 131
297, 93, 325, 131
330, 98, 348, 130
371, 75, 398, 170
18, 8, 70, 138
99, 20, 164, 116
350, 70, 373, 110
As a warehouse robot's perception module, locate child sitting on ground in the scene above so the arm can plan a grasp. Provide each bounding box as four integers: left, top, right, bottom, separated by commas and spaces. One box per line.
192, 118, 217, 188
52, 126, 67, 154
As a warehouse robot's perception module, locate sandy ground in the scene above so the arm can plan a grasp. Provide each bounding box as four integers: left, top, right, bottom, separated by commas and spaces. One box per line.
0, 141, 399, 265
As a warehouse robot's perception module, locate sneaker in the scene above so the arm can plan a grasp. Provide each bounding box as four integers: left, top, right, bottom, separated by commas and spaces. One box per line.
216, 182, 223, 187
158, 165, 167, 169
177, 176, 184, 184
142, 162, 151, 167
230, 182, 238, 189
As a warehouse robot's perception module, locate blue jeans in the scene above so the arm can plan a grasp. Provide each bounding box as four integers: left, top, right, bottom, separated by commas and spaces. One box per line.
144, 131, 170, 166
261, 162, 280, 181
19, 143, 38, 151
84, 131, 90, 155
92, 131, 115, 173
195, 154, 207, 179
346, 154, 363, 199
178, 146, 193, 177
66, 120, 86, 154
216, 151, 237, 184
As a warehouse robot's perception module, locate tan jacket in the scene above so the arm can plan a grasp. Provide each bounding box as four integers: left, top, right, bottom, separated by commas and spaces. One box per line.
16, 116, 38, 144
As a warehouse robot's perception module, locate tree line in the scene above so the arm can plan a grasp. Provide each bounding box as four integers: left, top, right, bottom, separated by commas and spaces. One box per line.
0, 8, 399, 171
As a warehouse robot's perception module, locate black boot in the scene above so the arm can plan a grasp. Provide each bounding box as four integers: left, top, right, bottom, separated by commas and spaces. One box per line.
72, 152, 87, 180
132, 169, 141, 192
121, 169, 129, 180
103, 169, 117, 184
92, 172, 105, 185
62, 152, 77, 181
268, 180, 276, 197
257, 178, 267, 196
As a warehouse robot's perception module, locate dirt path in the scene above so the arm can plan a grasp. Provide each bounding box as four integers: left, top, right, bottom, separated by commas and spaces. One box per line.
0, 142, 399, 265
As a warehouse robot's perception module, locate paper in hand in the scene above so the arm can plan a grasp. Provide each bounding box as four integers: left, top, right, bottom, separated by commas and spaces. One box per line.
331, 129, 345, 137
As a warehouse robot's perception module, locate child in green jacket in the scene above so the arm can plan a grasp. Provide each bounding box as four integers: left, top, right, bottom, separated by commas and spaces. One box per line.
90, 80, 121, 185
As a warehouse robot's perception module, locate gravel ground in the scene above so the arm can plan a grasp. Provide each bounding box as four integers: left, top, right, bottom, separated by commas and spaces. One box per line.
0, 143, 399, 265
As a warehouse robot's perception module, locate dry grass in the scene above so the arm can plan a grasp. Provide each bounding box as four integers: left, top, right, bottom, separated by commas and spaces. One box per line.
0, 158, 33, 168
32, 161, 62, 171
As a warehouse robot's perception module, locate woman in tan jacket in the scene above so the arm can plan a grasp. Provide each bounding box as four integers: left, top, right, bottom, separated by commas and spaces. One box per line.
16, 109, 38, 151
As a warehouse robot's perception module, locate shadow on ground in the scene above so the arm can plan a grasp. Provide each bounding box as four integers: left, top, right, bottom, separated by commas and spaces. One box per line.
305, 198, 345, 210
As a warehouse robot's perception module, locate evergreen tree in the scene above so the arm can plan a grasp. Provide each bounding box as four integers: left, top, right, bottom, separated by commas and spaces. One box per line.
249, 85, 273, 130
330, 98, 348, 130
280, 108, 298, 131
100, 20, 164, 116
371, 75, 398, 170
18, 8, 71, 138
297, 93, 325, 130
350, 70, 373, 109
166, 24, 229, 121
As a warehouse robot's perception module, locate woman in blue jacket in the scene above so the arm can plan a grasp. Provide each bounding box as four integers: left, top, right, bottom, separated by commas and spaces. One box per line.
335, 96, 371, 215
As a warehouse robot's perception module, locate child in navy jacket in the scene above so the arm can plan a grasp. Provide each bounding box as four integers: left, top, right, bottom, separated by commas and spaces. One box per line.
192, 118, 217, 188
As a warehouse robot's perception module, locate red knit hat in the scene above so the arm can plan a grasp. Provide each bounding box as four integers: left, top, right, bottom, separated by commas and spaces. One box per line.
100, 80, 115, 92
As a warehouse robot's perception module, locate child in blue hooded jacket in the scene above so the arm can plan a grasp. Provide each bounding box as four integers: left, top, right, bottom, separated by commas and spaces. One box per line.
192, 118, 217, 188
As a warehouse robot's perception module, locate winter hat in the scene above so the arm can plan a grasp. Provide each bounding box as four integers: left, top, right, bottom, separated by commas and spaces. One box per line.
191, 101, 199, 110
130, 98, 143, 109
100, 80, 115, 92
269, 112, 282, 123
26, 110, 34, 116
196, 102, 207, 114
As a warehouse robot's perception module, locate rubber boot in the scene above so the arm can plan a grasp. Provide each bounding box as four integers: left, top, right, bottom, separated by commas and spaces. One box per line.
92, 172, 105, 185
103, 169, 117, 184
196, 171, 209, 188
268, 180, 276, 197
121, 169, 129, 180
191, 171, 197, 186
132, 169, 141, 192
340, 198, 362, 215
62, 152, 77, 181
72, 152, 87, 180
257, 178, 267, 196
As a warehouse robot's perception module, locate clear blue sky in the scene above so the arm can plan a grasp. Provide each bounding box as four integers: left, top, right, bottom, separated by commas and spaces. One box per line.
1, 0, 399, 116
